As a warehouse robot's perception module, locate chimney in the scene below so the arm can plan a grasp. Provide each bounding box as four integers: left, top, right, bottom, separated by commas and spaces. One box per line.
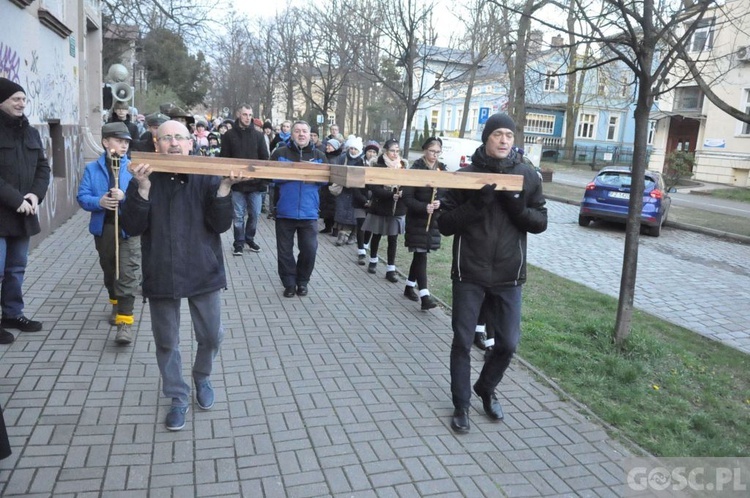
551, 35, 564, 47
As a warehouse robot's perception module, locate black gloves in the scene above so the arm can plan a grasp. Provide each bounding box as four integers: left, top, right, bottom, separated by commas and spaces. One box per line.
472, 183, 497, 207
499, 190, 526, 216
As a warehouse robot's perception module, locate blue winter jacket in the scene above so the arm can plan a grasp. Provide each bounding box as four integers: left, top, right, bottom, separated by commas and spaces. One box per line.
271, 140, 327, 220
77, 153, 134, 237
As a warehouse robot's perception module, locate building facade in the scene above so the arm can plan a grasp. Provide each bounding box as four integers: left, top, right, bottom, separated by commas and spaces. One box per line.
648, 0, 750, 186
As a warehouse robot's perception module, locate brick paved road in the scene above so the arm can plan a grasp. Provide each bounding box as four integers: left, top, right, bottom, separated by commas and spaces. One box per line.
0, 208, 634, 496
531, 202, 750, 354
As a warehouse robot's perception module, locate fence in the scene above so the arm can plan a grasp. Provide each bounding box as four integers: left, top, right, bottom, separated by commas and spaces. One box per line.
540, 144, 650, 170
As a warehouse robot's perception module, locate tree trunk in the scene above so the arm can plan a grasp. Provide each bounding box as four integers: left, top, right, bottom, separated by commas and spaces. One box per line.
459, 65, 478, 139
614, 74, 653, 346
563, 0, 578, 151
511, 2, 533, 146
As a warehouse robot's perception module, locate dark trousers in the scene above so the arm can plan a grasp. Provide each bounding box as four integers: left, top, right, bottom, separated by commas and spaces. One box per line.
407, 252, 428, 289
450, 281, 522, 409
275, 218, 318, 288
93, 224, 140, 316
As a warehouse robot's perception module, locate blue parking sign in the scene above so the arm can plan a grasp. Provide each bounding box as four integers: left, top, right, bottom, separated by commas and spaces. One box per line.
478, 107, 490, 124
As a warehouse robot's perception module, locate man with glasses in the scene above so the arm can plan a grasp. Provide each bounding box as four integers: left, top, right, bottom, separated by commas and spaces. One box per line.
121, 120, 242, 431
438, 113, 548, 434
220, 104, 270, 256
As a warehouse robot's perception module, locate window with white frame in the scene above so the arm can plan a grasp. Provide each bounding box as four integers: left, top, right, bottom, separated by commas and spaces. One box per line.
577, 113, 596, 139
647, 120, 657, 145
457, 110, 463, 131
606, 116, 619, 141
431, 110, 439, 129
740, 89, 750, 135
444, 109, 452, 130
689, 18, 715, 52
469, 108, 478, 130
674, 86, 703, 110
544, 71, 558, 91
525, 113, 555, 134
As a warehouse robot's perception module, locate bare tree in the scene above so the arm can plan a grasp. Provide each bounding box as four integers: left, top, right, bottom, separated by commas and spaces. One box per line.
356, 0, 470, 149
102, 0, 216, 38
274, 8, 304, 120
210, 11, 257, 117
247, 18, 284, 122
455, 0, 508, 138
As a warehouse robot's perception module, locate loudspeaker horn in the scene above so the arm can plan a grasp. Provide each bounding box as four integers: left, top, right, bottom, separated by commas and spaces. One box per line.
111, 82, 132, 103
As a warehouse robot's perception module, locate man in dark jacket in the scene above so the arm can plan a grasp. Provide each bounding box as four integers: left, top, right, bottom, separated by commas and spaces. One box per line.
220, 104, 270, 255
0, 78, 50, 344
121, 120, 241, 431
271, 120, 327, 298
107, 100, 140, 156
438, 113, 548, 434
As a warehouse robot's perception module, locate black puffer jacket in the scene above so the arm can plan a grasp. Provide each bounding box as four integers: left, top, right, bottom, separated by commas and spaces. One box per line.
121, 172, 233, 299
367, 155, 408, 217
0, 110, 50, 237
221, 124, 270, 193
402, 157, 445, 251
438, 146, 547, 287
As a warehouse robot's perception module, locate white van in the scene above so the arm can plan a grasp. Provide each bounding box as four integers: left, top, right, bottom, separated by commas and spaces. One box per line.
438, 136, 483, 172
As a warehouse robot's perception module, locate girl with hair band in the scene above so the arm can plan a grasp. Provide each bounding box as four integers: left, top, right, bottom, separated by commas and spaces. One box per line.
401, 136, 445, 310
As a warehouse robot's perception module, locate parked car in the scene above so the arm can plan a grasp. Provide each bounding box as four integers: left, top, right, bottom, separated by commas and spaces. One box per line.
438, 136, 482, 171
578, 167, 675, 237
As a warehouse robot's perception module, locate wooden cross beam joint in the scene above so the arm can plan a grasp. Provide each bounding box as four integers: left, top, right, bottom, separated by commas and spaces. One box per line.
130, 152, 524, 191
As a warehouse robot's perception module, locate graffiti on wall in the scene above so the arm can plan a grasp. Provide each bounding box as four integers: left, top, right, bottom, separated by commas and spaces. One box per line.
37, 125, 84, 227
0, 41, 78, 123
0, 41, 21, 83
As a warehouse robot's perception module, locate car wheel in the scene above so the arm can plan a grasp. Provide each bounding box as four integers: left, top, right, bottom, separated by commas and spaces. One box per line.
578, 215, 591, 227
649, 223, 662, 237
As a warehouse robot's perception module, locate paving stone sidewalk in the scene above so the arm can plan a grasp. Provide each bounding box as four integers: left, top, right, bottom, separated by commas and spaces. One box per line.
0, 209, 634, 497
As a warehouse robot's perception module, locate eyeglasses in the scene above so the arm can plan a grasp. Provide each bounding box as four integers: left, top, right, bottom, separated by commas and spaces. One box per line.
425, 149, 442, 155
158, 134, 191, 142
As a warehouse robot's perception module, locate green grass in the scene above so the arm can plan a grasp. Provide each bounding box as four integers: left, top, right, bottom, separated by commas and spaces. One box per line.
396, 242, 750, 457
705, 188, 750, 203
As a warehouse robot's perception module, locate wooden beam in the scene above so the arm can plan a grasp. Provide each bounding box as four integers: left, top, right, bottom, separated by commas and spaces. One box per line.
130, 152, 523, 191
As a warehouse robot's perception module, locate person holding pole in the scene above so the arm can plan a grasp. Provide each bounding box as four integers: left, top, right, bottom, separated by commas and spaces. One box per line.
77, 122, 141, 345
401, 136, 445, 311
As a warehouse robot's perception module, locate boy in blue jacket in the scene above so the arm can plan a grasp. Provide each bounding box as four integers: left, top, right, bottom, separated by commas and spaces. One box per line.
77, 122, 141, 345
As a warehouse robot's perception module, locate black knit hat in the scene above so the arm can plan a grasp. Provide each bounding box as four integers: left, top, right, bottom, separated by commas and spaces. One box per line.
0, 78, 25, 103
481, 113, 516, 143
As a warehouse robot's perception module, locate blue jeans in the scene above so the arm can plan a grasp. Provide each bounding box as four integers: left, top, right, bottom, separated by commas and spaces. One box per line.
0, 236, 31, 319
148, 290, 224, 407
450, 281, 522, 409
231, 191, 262, 246
275, 218, 318, 288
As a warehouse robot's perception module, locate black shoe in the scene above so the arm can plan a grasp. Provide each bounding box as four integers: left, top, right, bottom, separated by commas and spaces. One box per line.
484, 346, 494, 361
473, 383, 504, 421
473, 331, 487, 350
296, 285, 308, 297
367, 262, 377, 274
1, 315, 42, 332
420, 295, 438, 311
331, 228, 339, 237
0, 328, 15, 344
319, 227, 332, 234
246, 241, 261, 252
403, 286, 419, 302
451, 408, 470, 433
232, 245, 243, 256
357, 254, 366, 266
385, 271, 399, 283
283, 286, 296, 298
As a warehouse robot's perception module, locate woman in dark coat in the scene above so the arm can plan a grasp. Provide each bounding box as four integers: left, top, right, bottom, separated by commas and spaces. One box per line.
401, 137, 445, 310
361, 139, 408, 283
333, 137, 365, 246
319, 139, 342, 234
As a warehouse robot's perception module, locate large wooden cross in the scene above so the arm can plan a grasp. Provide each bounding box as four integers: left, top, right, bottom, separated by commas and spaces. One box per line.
130, 152, 524, 191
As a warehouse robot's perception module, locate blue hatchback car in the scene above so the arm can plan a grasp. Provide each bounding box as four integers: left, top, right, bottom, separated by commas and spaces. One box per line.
578, 167, 675, 237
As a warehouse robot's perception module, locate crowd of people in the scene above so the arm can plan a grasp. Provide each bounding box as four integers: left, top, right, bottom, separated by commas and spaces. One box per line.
1, 80, 546, 441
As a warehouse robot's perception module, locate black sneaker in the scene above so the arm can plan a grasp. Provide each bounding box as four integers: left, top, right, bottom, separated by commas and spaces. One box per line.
357, 254, 366, 266
1, 315, 42, 332
0, 328, 15, 344
232, 245, 243, 256
246, 241, 261, 252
